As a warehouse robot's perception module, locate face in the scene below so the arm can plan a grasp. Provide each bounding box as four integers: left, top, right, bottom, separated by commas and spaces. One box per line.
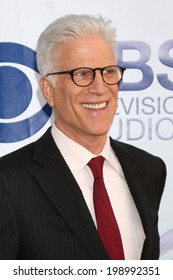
40, 35, 118, 151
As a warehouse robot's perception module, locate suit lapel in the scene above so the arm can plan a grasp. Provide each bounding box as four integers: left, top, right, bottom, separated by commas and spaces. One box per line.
32, 129, 109, 260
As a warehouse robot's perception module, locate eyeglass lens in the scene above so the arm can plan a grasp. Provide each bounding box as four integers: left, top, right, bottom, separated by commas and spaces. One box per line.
72, 66, 123, 86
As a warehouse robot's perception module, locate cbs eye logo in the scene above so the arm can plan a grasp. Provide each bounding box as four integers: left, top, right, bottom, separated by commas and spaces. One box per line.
0, 42, 52, 143
160, 228, 173, 260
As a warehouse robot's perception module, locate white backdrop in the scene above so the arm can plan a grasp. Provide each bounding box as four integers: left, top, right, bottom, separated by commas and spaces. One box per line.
0, 0, 173, 259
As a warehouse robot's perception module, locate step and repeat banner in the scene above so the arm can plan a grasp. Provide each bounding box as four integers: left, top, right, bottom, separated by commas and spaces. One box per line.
0, 0, 173, 259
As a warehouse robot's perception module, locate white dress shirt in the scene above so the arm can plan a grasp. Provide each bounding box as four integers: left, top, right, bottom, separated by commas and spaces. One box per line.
51, 124, 145, 259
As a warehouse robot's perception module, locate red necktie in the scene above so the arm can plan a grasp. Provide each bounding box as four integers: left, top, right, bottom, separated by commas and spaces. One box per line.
88, 156, 125, 260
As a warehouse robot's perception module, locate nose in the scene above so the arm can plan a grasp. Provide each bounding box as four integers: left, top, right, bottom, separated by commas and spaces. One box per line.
87, 70, 106, 95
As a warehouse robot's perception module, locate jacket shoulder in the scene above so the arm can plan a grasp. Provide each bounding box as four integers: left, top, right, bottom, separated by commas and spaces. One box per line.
0, 128, 53, 171
110, 138, 165, 162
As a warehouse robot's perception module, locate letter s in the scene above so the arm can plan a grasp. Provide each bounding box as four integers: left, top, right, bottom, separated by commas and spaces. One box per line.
157, 39, 173, 90
13, 269, 17, 275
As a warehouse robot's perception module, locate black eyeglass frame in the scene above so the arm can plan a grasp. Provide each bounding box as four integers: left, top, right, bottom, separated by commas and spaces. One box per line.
46, 65, 126, 87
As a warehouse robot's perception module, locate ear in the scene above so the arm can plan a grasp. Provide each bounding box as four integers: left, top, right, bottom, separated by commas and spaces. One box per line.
39, 77, 54, 107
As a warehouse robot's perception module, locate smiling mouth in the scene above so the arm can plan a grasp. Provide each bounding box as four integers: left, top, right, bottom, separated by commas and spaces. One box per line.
81, 102, 107, 110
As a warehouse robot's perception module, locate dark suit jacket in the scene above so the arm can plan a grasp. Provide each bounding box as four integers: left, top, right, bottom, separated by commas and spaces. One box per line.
0, 128, 166, 260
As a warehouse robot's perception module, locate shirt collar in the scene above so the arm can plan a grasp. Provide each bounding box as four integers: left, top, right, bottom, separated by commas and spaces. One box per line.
51, 124, 119, 176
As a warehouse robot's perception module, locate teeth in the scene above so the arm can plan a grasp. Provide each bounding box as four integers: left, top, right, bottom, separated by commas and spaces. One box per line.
82, 102, 107, 109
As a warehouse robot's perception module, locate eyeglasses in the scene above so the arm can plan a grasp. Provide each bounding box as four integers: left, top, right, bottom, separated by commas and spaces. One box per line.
46, 65, 126, 87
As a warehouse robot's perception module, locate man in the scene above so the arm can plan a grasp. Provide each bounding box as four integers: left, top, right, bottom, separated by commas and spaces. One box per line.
0, 14, 166, 259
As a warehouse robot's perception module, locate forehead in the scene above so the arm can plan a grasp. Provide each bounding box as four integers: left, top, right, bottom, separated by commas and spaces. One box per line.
58, 35, 116, 69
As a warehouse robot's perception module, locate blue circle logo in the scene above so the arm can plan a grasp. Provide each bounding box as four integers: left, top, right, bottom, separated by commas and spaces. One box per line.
160, 228, 173, 259
0, 42, 52, 143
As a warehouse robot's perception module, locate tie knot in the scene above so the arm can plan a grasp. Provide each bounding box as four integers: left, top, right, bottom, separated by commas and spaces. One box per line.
88, 156, 105, 178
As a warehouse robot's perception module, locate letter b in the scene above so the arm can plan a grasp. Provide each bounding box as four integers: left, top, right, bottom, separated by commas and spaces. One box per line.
117, 41, 154, 91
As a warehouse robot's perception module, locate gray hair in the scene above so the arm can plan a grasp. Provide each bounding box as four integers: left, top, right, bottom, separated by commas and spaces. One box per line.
36, 14, 116, 76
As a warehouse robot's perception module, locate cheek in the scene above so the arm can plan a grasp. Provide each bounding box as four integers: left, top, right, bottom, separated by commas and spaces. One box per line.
110, 88, 118, 113
53, 86, 77, 115
111, 86, 118, 101
59, 83, 84, 107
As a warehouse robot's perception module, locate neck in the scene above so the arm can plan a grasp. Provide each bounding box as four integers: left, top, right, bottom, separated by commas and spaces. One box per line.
54, 123, 107, 155
74, 135, 107, 155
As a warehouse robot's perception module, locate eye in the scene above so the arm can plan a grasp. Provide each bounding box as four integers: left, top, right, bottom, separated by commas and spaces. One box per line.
74, 68, 93, 78
103, 67, 117, 74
